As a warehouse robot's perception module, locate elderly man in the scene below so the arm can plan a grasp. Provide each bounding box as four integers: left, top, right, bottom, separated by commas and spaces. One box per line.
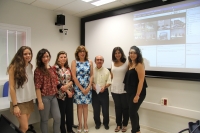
92, 55, 111, 130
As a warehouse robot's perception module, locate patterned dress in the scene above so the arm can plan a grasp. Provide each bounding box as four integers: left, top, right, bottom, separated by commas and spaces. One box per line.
73, 60, 92, 104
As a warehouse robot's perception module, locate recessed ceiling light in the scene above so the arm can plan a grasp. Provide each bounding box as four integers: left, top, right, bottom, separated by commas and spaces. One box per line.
91, 0, 116, 6
82, 0, 93, 2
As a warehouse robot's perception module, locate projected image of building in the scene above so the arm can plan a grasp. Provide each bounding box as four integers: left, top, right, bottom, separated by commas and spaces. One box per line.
171, 17, 186, 29
158, 19, 170, 30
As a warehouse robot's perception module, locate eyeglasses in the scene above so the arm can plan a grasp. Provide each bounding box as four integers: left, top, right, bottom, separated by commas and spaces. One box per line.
96, 59, 103, 61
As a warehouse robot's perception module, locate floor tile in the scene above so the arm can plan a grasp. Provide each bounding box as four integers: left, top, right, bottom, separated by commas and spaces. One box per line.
27, 110, 157, 133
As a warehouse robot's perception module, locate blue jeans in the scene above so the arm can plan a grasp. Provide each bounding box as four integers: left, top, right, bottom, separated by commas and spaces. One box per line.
38, 95, 61, 133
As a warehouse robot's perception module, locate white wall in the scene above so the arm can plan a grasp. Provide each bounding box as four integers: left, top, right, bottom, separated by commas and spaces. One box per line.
0, 85, 2, 97
1, 0, 200, 133
139, 78, 200, 133
0, 0, 80, 71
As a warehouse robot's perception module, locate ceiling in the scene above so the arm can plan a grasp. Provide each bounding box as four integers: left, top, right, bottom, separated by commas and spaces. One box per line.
13, 0, 148, 18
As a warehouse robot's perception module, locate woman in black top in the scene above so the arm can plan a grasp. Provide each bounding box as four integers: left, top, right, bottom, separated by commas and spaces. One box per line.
123, 46, 147, 133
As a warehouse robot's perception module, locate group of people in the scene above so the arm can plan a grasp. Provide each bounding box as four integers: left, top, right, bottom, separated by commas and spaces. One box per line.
8, 45, 147, 133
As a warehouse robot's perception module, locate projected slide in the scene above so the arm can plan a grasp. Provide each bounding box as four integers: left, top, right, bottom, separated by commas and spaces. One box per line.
133, 1, 200, 71
85, 0, 200, 74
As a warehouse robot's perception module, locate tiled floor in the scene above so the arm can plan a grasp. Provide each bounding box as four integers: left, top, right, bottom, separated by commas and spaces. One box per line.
28, 109, 157, 133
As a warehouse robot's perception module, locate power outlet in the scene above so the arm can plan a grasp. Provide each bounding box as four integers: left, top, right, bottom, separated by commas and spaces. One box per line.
161, 98, 168, 106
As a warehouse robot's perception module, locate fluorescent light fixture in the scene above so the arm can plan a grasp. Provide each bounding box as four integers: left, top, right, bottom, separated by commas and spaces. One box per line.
91, 0, 116, 6
82, 0, 93, 2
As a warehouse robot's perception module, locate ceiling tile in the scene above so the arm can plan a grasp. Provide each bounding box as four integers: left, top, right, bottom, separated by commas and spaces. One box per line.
99, 1, 125, 11
31, 0, 75, 10
75, 7, 105, 17
59, 0, 96, 14
31, 1, 58, 10
120, 0, 146, 5
13, 0, 151, 18
14, 0, 35, 4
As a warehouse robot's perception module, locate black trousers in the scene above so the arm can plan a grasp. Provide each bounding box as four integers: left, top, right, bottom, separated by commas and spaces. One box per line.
92, 89, 109, 126
111, 93, 129, 127
57, 95, 74, 133
127, 93, 145, 133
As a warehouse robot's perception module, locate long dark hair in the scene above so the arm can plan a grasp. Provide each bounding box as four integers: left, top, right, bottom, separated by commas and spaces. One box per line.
128, 46, 143, 67
36, 48, 51, 75
112, 47, 126, 63
54, 51, 69, 68
8, 46, 33, 88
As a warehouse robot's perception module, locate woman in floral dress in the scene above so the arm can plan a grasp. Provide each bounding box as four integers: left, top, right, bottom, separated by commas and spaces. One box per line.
71, 45, 93, 133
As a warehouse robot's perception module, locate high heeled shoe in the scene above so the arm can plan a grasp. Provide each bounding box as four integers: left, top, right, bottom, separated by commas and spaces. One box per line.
84, 129, 89, 133
77, 128, 82, 133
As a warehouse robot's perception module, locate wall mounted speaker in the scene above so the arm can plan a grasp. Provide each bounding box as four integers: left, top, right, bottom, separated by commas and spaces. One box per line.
55, 14, 65, 26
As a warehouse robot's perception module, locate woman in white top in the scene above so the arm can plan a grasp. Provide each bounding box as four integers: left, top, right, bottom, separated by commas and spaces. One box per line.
111, 47, 129, 132
8, 46, 37, 133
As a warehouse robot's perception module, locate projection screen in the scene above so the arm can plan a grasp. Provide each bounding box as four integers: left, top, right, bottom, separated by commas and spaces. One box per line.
84, 0, 200, 80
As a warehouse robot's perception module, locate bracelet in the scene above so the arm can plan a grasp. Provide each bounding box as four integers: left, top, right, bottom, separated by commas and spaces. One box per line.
13, 104, 18, 108
136, 94, 140, 97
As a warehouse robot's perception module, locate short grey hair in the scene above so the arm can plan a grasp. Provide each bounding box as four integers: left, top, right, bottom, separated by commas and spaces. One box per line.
94, 55, 104, 62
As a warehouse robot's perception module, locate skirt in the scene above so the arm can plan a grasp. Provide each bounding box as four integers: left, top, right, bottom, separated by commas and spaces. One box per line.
10, 100, 34, 115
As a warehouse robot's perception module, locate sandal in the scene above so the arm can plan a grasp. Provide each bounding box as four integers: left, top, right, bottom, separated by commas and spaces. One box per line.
122, 126, 127, 132
77, 128, 82, 133
115, 126, 121, 132
84, 129, 89, 133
